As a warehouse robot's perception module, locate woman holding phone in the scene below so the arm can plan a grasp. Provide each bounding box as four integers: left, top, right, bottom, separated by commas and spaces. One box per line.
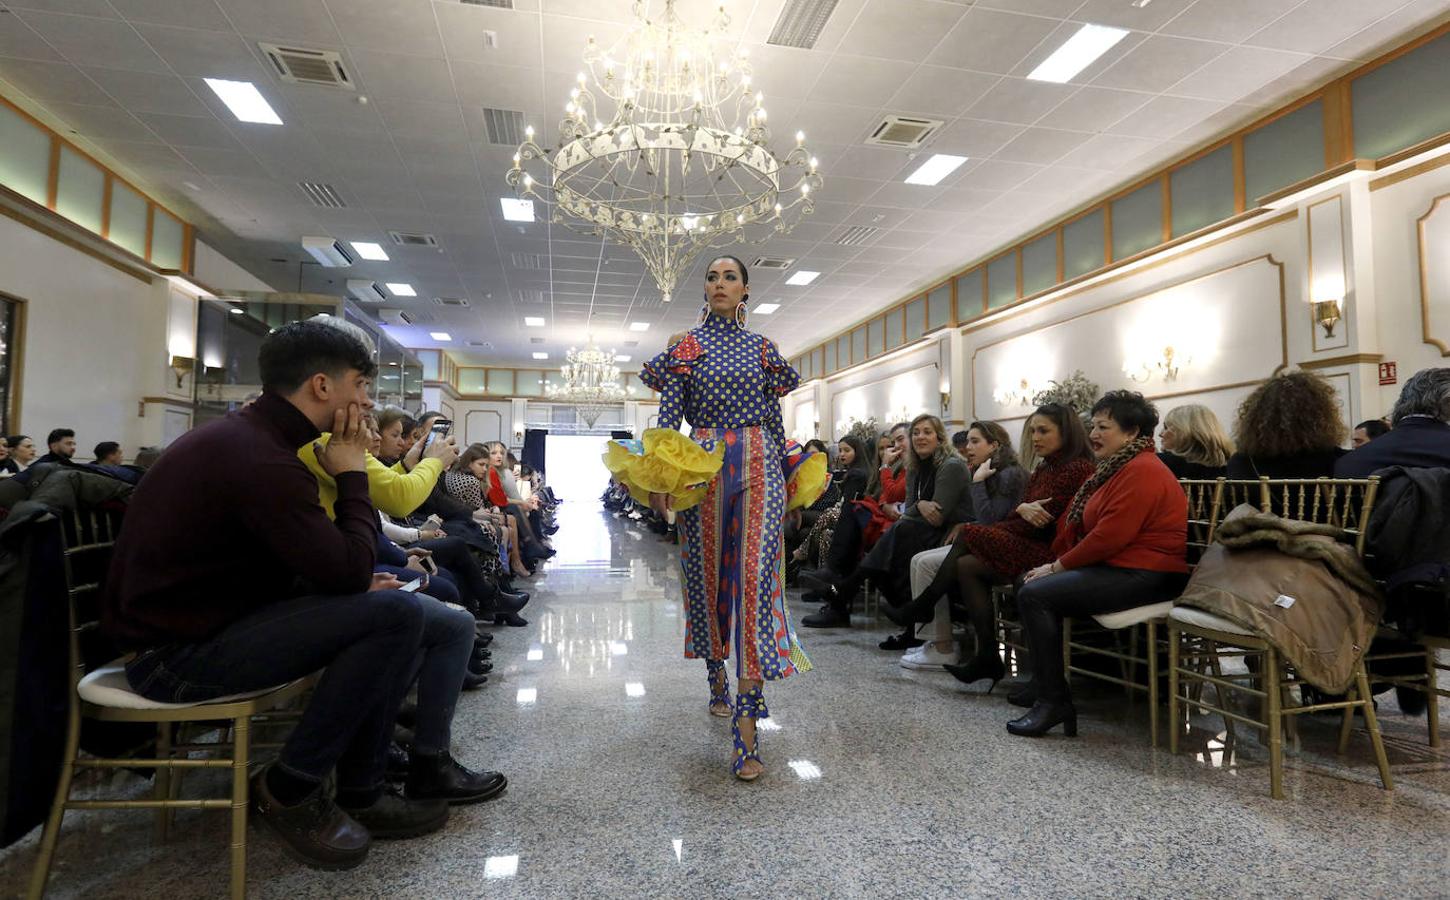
904, 404, 1094, 689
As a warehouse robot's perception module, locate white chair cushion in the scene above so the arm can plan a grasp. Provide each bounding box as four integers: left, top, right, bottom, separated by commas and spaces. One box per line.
1092, 601, 1174, 630
78, 660, 289, 710
1168, 606, 1253, 636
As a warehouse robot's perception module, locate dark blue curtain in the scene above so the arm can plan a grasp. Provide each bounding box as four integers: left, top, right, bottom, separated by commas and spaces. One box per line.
522, 428, 547, 476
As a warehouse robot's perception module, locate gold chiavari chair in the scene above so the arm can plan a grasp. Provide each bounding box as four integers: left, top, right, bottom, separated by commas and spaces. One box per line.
1166, 477, 1393, 799
28, 509, 313, 900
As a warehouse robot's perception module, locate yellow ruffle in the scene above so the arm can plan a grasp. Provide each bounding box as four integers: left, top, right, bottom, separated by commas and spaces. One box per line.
785, 449, 830, 512
602, 428, 724, 512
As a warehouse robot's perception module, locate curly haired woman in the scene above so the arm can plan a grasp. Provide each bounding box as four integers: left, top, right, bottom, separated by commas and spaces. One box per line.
1227, 370, 1347, 478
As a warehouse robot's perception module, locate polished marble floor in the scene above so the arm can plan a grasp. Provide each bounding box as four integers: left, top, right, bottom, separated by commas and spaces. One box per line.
5, 501, 1449, 898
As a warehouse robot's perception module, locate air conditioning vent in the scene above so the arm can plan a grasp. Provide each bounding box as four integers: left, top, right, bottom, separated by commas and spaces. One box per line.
298, 181, 346, 209
389, 230, 439, 248
530, 337, 544, 344
865, 115, 943, 149
509, 251, 546, 269
432, 296, 470, 307
260, 44, 353, 89
483, 108, 526, 145
460, 0, 512, 7
347, 279, 386, 303
466, 339, 493, 349
516, 288, 546, 303
834, 226, 879, 246
752, 256, 796, 269
767, 0, 839, 49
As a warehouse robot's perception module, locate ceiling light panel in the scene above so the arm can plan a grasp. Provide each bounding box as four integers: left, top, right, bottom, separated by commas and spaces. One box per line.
786, 271, 820, 286
203, 78, 282, 125
768, 0, 841, 50
532, 352, 549, 359
429, 331, 452, 341
904, 154, 969, 186
524, 317, 546, 327
1027, 24, 1130, 84
752, 303, 781, 314
629, 322, 651, 331
386, 283, 417, 297
351, 241, 389, 261
501, 198, 535, 222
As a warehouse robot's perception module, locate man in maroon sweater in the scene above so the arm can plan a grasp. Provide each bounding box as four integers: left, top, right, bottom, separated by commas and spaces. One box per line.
105, 319, 445, 868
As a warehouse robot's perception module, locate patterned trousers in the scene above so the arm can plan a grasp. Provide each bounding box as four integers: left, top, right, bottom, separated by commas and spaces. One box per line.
677, 426, 809, 682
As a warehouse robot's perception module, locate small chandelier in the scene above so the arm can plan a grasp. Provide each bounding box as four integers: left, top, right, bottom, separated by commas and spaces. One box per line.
546, 340, 626, 428
507, 0, 822, 303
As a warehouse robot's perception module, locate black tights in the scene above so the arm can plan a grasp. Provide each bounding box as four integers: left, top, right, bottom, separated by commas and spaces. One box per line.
955, 554, 998, 660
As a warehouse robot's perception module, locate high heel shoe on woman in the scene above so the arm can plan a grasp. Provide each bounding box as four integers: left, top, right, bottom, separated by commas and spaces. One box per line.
731, 685, 768, 781
706, 659, 731, 718
1005, 701, 1077, 737
942, 653, 1006, 691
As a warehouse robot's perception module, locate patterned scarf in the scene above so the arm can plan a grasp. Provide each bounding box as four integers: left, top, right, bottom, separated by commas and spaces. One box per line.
1065, 434, 1156, 524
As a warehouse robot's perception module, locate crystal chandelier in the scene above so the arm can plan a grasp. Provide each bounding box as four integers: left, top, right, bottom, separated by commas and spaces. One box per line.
506, 0, 822, 303
546, 340, 626, 428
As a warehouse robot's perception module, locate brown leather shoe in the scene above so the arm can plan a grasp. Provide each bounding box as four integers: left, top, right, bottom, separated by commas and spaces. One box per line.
250, 768, 370, 870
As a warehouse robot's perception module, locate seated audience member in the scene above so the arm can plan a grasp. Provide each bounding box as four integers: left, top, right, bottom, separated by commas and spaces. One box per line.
800, 423, 909, 631
1227, 370, 1347, 478
952, 430, 971, 460
926, 404, 1094, 687
0, 436, 10, 477
1007, 391, 1188, 737
887, 420, 1027, 669
1017, 418, 1040, 473
105, 319, 494, 869
1157, 404, 1234, 479
445, 444, 535, 616
34, 428, 77, 466
485, 441, 554, 563
93, 441, 124, 466
3, 434, 37, 473
1337, 368, 1450, 476
1352, 419, 1390, 448
132, 445, 162, 469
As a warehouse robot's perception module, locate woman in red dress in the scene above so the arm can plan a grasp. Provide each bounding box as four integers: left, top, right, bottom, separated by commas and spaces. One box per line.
901, 404, 1094, 687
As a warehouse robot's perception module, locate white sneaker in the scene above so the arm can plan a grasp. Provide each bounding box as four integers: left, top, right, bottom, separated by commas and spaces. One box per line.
900, 643, 959, 670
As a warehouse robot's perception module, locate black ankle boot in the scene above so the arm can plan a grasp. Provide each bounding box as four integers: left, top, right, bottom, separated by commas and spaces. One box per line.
405, 751, 507, 805
1006, 701, 1077, 737
1006, 682, 1037, 708
881, 589, 941, 627
943, 654, 1006, 690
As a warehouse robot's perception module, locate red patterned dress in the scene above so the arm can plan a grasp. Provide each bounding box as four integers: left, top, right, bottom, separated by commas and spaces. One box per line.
954, 454, 1094, 579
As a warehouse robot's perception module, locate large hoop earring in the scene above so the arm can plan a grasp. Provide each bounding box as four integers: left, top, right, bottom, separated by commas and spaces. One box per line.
734, 303, 747, 329
698, 304, 709, 324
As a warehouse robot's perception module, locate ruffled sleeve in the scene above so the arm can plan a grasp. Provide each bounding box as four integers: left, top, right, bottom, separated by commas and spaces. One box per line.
760, 339, 800, 397
782, 440, 829, 511
602, 428, 724, 512
642, 333, 704, 432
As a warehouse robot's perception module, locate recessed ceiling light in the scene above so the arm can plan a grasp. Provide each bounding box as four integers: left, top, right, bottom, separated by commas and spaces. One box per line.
203, 78, 282, 125
629, 322, 650, 331
752, 303, 780, 315
228, 307, 244, 315
785, 271, 820, 286
524, 316, 546, 327
386, 282, 416, 297
904, 154, 969, 186
614, 354, 632, 362
1027, 23, 1129, 84
429, 331, 452, 341
351, 241, 389, 261
532, 351, 549, 359
501, 198, 535, 222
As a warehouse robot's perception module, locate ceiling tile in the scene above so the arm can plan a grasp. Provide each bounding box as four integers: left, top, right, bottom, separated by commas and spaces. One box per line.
832, 144, 916, 181
930, 117, 1027, 158
966, 77, 1078, 125
325, 0, 445, 56
739, 43, 830, 101
132, 22, 271, 80
0, 57, 118, 106
808, 54, 918, 107
836, 0, 966, 62
991, 126, 1092, 165
1244, 0, 1402, 54
925, 186, 1005, 213
215, 0, 343, 45
137, 110, 240, 149
3, 0, 117, 15
928, 7, 1059, 75
1168, 45, 1311, 104
108, 0, 231, 30
1104, 94, 1226, 140
434, 1, 543, 68
347, 52, 458, 103
1159, 0, 1303, 44
0, 15, 66, 62
953, 158, 1043, 191
373, 98, 469, 141
79, 67, 211, 116
1015, 164, 1117, 196
177, 146, 272, 178
885, 65, 999, 118
788, 102, 884, 147
1068, 0, 1197, 31
1091, 35, 1228, 93
453, 60, 546, 113
1322, 0, 1450, 60
48, 101, 157, 142
1033, 85, 1152, 133
13, 10, 171, 73
975, 0, 1088, 14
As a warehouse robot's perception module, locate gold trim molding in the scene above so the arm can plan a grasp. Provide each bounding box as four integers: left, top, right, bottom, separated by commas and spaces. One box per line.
1417, 192, 1450, 356
1297, 353, 1384, 370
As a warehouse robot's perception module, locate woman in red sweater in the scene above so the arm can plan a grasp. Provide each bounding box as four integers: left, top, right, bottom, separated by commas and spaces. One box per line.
1007, 391, 1188, 738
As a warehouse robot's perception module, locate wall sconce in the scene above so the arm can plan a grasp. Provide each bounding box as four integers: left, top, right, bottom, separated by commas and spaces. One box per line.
168, 355, 194, 388
1124, 345, 1186, 384
1313, 298, 1342, 338
993, 379, 1035, 408
939, 391, 951, 415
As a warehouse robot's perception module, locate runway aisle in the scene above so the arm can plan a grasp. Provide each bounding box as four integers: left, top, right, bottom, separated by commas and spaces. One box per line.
4, 499, 1448, 898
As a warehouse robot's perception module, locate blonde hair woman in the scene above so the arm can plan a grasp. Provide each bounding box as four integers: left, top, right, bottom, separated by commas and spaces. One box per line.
1158, 404, 1233, 478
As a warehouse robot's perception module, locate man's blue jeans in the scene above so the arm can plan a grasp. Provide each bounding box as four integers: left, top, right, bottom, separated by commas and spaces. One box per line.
126, 589, 424, 793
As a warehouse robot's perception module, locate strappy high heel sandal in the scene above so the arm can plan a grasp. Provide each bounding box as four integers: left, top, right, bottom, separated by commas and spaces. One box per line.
707, 659, 731, 718
731, 685, 768, 781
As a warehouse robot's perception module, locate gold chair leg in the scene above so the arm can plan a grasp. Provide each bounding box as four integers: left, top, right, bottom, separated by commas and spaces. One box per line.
1266, 648, 1284, 800
154, 722, 172, 842
230, 716, 251, 900
1337, 685, 1356, 755
1427, 647, 1441, 749
1168, 623, 1181, 755
1356, 664, 1395, 792
1146, 621, 1159, 748
26, 704, 82, 900
1207, 650, 1236, 749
